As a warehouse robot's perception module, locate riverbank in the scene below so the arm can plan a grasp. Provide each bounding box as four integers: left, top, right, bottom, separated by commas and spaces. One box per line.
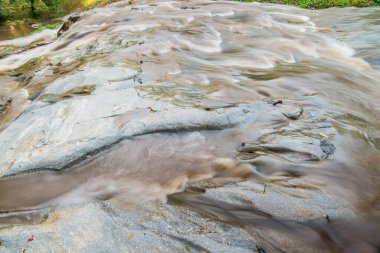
1, 0, 379, 25
0, 0, 118, 23
237, 0, 380, 8
0, 0, 121, 40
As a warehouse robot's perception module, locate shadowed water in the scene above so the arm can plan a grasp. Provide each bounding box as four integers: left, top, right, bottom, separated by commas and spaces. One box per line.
0, 1, 379, 252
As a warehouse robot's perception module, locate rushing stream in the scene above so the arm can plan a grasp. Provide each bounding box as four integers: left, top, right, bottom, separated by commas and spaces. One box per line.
0, 1, 379, 252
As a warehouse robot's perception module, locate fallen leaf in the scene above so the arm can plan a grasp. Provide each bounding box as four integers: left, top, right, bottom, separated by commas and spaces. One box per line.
27, 235, 34, 243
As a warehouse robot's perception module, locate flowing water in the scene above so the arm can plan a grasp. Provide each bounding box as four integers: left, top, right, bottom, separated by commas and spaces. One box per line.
0, 1, 379, 252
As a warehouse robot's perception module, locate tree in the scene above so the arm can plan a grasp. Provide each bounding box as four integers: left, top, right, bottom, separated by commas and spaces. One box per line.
30, 0, 36, 18
42, 0, 64, 12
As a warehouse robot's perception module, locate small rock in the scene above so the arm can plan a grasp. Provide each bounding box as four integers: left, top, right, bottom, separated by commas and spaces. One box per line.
320, 138, 336, 158
282, 107, 304, 120
57, 14, 82, 37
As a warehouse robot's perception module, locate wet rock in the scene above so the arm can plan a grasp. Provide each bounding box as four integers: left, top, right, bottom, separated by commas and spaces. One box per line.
0, 165, 361, 253
0, 97, 12, 114
320, 138, 336, 158
265, 98, 283, 106
0, 59, 309, 177
0, 99, 275, 177
238, 105, 336, 163
282, 107, 304, 120
239, 144, 321, 162
0, 201, 258, 253
6, 56, 50, 82
0, 30, 57, 61
39, 85, 96, 104
0, 90, 30, 130
57, 14, 83, 37
202, 180, 355, 223
169, 178, 357, 253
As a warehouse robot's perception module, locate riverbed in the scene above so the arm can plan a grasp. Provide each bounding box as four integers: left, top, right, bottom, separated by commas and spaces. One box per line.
0, 1, 379, 252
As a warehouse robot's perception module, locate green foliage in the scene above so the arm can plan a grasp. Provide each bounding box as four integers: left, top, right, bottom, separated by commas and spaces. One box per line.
42, 0, 64, 13
30, 21, 62, 34
185, 243, 191, 252
0, 0, 117, 23
0, 1, 31, 22
0, 0, 54, 21
0, 0, 379, 25
235, 0, 380, 8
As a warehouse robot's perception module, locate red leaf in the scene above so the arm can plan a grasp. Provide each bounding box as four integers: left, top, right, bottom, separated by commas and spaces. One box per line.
27, 235, 34, 243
